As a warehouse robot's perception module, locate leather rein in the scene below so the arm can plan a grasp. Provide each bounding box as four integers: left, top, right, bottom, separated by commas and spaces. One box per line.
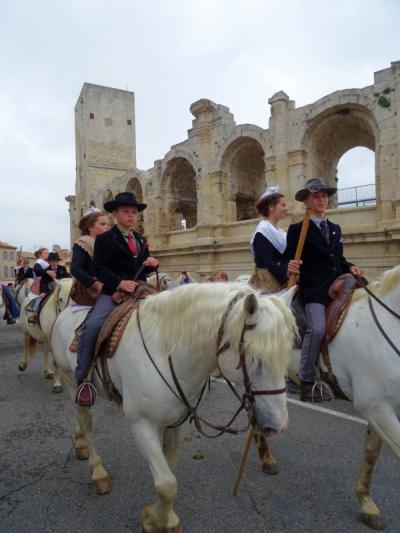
136, 290, 286, 438
356, 277, 400, 357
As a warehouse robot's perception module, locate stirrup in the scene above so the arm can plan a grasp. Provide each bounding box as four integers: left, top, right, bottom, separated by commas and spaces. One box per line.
76, 380, 97, 407
311, 380, 334, 402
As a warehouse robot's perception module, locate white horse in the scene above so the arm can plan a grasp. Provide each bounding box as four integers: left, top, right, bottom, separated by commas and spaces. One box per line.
147, 272, 179, 291
13, 278, 34, 308
255, 265, 400, 530
52, 282, 296, 532
19, 278, 73, 392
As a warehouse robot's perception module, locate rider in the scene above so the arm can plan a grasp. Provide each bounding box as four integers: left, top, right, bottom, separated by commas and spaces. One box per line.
70, 207, 111, 305
249, 186, 288, 293
283, 177, 364, 402
75, 192, 159, 406
28, 252, 71, 324
16, 259, 34, 283
33, 247, 49, 278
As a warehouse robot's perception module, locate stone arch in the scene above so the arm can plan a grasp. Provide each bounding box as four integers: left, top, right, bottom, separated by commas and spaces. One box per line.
103, 189, 113, 203
126, 177, 145, 233
303, 103, 379, 207
161, 157, 197, 231
220, 134, 266, 221
214, 125, 270, 170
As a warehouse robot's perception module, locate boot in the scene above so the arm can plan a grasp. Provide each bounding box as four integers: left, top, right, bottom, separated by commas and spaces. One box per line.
299, 381, 314, 402
75, 380, 97, 407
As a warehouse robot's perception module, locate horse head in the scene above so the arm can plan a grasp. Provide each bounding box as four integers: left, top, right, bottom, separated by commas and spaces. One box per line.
53, 278, 74, 313
215, 287, 296, 436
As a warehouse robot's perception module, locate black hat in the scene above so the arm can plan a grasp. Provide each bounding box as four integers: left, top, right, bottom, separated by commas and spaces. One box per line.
104, 192, 147, 213
295, 177, 337, 202
48, 252, 61, 261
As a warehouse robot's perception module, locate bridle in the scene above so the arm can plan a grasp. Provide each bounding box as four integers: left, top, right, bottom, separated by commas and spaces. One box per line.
357, 276, 400, 357
136, 290, 286, 438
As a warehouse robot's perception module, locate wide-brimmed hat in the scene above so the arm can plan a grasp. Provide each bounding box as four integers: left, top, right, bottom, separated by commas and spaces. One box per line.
48, 252, 61, 261
295, 177, 337, 202
104, 192, 147, 213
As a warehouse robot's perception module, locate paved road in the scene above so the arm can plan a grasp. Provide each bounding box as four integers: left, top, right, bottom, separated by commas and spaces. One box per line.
0, 317, 399, 532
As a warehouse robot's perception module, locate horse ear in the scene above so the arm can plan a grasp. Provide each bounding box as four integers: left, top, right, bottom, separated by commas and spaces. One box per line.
244, 293, 258, 316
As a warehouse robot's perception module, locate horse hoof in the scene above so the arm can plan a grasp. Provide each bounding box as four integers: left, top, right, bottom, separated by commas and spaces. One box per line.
52, 385, 63, 394
75, 447, 89, 460
359, 513, 385, 530
139, 506, 182, 532
44, 371, 54, 380
18, 363, 27, 371
93, 476, 111, 495
262, 463, 279, 475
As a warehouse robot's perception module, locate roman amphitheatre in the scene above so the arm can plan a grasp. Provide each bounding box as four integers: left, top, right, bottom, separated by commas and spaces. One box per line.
67, 60, 400, 279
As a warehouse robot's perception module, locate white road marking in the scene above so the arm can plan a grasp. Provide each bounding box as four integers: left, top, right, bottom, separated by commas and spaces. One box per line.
211, 378, 368, 426
287, 398, 368, 425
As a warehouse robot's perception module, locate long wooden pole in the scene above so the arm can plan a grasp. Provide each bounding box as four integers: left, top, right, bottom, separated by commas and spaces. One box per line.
232, 426, 255, 495
287, 199, 312, 288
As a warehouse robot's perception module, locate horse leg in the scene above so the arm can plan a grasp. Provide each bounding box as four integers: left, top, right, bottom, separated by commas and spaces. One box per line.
51, 356, 63, 393
42, 342, 55, 380
18, 331, 32, 371
76, 406, 111, 494
354, 426, 384, 530
355, 406, 400, 529
253, 425, 279, 475
134, 420, 181, 533
163, 427, 181, 473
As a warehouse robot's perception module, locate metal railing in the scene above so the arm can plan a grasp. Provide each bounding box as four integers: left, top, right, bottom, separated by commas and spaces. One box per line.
337, 183, 376, 207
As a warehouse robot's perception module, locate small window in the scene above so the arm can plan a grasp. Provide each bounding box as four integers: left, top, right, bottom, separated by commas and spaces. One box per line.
4, 266, 8, 277
89, 112, 94, 119
127, 119, 132, 126
104, 117, 112, 126
3, 251, 7, 260
9, 252, 14, 260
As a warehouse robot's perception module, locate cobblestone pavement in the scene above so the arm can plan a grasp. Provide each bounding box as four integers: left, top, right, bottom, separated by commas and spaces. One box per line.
0, 315, 398, 532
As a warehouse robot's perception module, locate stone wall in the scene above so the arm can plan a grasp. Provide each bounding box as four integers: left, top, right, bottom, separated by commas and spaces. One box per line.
68, 61, 400, 281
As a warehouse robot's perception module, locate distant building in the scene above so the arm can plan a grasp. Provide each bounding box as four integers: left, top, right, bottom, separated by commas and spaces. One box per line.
0, 241, 18, 282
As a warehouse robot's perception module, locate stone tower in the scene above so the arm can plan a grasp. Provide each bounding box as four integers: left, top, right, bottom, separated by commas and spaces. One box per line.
66, 83, 136, 242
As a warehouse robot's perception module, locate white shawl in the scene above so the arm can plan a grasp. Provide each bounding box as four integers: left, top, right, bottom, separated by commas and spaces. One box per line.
250, 220, 287, 257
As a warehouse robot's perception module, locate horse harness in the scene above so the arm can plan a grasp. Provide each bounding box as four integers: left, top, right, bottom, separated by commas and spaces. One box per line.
357, 277, 400, 358
137, 290, 286, 438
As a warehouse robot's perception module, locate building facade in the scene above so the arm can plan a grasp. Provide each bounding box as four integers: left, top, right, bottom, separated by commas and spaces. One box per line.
67, 62, 400, 280
0, 241, 17, 282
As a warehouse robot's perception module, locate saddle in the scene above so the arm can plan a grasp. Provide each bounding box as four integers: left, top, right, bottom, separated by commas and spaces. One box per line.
291, 274, 359, 347
25, 291, 53, 315
70, 283, 158, 403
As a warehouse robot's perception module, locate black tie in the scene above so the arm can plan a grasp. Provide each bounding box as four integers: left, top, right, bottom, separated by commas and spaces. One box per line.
320, 220, 329, 242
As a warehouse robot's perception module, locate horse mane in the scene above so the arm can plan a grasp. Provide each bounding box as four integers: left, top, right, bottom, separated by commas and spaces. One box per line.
139, 283, 295, 373
352, 264, 400, 304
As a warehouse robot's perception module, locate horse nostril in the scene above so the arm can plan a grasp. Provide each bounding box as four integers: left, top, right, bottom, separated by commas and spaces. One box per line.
263, 427, 278, 438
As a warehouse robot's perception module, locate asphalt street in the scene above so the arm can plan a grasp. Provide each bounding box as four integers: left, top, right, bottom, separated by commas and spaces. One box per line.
0, 316, 399, 533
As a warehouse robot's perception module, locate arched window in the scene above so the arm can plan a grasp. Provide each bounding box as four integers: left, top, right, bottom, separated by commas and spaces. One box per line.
162, 158, 197, 231
221, 137, 265, 221
336, 147, 375, 207
305, 106, 377, 208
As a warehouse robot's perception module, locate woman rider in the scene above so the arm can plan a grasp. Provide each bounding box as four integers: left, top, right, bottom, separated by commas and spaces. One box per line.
249, 186, 289, 293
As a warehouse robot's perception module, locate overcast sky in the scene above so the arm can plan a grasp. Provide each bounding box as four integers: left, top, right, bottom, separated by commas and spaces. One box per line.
1, 0, 399, 252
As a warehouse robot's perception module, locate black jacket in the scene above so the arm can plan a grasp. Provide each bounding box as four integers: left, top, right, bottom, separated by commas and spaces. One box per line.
16, 267, 34, 282
93, 225, 155, 295
253, 232, 287, 285
282, 219, 353, 305
40, 265, 71, 294
70, 244, 96, 288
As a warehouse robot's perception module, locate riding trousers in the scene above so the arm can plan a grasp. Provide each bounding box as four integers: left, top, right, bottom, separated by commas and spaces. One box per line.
75, 294, 117, 381
299, 303, 326, 383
